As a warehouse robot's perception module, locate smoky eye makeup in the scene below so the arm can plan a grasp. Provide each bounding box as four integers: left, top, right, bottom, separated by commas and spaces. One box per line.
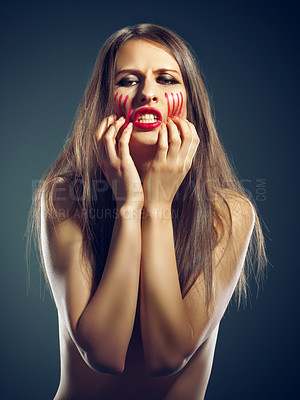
116, 75, 180, 88
116, 77, 139, 87
157, 74, 180, 85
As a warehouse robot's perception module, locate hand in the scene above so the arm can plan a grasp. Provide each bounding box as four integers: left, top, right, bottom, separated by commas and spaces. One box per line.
142, 117, 199, 210
95, 115, 144, 211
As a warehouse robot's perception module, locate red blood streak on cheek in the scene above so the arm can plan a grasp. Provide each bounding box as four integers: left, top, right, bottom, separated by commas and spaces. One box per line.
114, 92, 119, 114
175, 93, 180, 115
171, 92, 175, 116
171, 93, 179, 116
178, 91, 183, 118
122, 95, 129, 115
126, 99, 133, 122
165, 92, 170, 118
114, 92, 123, 117
118, 94, 123, 115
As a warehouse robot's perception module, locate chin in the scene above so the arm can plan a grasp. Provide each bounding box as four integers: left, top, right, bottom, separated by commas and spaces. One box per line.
130, 128, 160, 147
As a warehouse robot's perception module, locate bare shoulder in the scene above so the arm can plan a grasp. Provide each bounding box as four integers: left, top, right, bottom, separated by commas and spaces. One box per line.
40, 178, 94, 344
215, 188, 255, 239
182, 189, 256, 347
41, 177, 85, 272
212, 189, 255, 279
43, 177, 78, 222
42, 177, 81, 223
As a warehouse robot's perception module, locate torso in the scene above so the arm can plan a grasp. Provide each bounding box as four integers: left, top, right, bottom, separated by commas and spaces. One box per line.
54, 300, 219, 400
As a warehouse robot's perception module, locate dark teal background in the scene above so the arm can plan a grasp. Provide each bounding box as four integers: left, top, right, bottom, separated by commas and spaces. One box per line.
1, 0, 299, 399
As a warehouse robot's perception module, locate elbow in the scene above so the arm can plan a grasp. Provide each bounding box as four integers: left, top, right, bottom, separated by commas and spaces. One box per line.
147, 359, 186, 377
75, 318, 126, 375
146, 352, 189, 377
84, 349, 125, 375
146, 339, 197, 377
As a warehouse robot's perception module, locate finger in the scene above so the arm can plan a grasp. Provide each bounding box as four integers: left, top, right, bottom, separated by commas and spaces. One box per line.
166, 117, 181, 161
95, 114, 117, 142
117, 122, 133, 159
103, 117, 126, 163
185, 120, 200, 162
155, 123, 168, 163
171, 118, 193, 162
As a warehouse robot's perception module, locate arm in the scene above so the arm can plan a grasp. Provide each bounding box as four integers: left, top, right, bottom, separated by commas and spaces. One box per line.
41, 116, 143, 374
140, 118, 255, 376
140, 206, 194, 375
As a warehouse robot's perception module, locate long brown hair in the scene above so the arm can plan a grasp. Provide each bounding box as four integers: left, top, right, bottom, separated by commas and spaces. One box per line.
29, 23, 267, 308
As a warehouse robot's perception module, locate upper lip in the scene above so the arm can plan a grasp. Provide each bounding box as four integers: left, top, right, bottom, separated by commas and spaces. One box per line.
133, 107, 162, 123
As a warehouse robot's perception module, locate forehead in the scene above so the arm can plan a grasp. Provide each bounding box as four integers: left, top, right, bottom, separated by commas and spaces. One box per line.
115, 39, 181, 73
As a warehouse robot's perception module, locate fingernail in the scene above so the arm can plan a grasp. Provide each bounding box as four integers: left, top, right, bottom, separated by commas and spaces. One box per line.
119, 116, 125, 122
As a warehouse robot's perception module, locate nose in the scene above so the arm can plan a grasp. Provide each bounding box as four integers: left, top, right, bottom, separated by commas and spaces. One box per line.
137, 78, 158, 104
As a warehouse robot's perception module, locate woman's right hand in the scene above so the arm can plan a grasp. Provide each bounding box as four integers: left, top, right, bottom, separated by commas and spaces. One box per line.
95, 115, 144, 211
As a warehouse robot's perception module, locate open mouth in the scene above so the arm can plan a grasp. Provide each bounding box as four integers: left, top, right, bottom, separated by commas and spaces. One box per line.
133, 107, 162, 130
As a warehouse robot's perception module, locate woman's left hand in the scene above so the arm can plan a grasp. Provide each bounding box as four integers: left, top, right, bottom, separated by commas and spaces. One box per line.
143, 117, 199, 210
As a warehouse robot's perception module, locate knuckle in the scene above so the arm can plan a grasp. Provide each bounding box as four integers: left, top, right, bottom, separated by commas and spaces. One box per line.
95, 129, 102, 142
116, 119, 125, 127
111, 162, 119, 172
159, 143, 168, 151
185, 135, 193, 144
118, 137, 128, 146
103, 132, 112, 141
183, 129, 192, 138
172, 138, 181, 146
119, 162, 127, 173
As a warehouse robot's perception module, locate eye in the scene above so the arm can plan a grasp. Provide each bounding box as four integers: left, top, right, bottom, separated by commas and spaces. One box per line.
157, 74, 179, 85
116, 77, 139, 87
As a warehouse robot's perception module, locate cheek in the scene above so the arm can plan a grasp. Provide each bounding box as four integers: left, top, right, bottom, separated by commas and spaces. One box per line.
164, 91, 185, 118
114, 92, 134, 122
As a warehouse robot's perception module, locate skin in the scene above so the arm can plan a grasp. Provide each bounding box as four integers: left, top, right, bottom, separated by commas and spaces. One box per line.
97, 40, 199, 210
42, 39, 256, 399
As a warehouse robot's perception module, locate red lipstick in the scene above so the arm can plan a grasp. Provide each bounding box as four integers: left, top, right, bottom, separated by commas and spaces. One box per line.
133, 107, 162, 130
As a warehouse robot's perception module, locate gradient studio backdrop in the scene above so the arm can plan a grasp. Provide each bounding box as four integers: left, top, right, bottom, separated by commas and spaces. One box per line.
1, 0, 299, 399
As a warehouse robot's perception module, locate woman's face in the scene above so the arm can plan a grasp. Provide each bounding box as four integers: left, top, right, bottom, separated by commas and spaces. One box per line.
114, 39, 187, 145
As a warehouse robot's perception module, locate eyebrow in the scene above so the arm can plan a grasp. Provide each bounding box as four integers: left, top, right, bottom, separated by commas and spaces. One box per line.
115, 68, 181, 78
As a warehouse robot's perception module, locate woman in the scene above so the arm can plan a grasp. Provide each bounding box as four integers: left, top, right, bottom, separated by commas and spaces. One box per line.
32, 23, 267, 399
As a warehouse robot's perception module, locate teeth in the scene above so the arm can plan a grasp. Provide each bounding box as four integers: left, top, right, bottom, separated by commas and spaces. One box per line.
138, 113, 158, 123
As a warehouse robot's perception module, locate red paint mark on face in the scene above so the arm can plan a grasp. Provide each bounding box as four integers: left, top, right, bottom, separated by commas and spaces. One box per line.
123, 95, 128, 115
114, 92, 122, 116
114, 93, 134, 130
164, 91, 184, 119
165, 92, 170, 118
171, 92, 175, 117
114, 92, 119, 113
127, 99, 133, 123
174, 93, 180, 115
178, 91, 183, 118
114, 93, 129, 118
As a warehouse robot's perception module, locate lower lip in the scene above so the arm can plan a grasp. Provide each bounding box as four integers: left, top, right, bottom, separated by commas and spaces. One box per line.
134, 121, 162, 130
